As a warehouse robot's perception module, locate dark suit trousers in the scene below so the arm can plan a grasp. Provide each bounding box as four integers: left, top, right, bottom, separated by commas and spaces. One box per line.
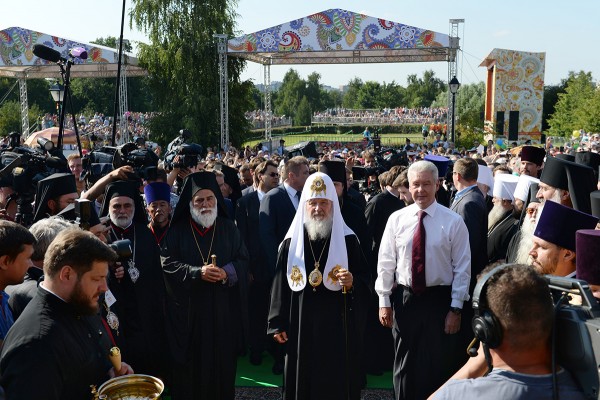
391, 285, 457, 400
248, 279, 270, 355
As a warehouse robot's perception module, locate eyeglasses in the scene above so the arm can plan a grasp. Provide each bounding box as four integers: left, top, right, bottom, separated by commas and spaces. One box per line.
267, 172, 279, 178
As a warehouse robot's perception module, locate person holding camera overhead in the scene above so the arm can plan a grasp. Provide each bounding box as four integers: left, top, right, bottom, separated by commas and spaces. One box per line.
99, 180, 169, 383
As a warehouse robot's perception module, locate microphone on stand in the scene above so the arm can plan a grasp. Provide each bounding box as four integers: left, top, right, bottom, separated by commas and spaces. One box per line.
32, 44, 66, 64
69, 47, 88, 60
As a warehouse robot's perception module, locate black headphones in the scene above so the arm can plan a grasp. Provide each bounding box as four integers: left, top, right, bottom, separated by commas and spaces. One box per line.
471, 263, 514, 349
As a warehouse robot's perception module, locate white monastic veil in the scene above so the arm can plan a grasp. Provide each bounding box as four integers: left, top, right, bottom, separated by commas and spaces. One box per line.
282, 172, 355, 291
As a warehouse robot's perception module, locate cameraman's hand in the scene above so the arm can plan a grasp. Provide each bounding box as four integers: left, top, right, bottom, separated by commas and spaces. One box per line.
110, 166, 135, 181
113, 262, 125, 280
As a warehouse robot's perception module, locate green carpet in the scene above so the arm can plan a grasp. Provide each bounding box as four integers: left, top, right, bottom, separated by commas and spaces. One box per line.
235, 352, 393, 389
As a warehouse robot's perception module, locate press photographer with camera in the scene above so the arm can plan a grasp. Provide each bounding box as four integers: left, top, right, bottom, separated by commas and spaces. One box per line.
430, 264, 586, 399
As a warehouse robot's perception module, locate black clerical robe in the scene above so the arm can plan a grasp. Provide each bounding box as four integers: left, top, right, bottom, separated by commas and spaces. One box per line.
106, 222, 168, 381
0, 288, 113, 400
161, 216, 249, 400
487, 211, 519, 264
6, 266, 43, 320
268, 233, 370, 400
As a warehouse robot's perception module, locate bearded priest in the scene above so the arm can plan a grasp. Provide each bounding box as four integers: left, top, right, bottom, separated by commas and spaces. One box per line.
161, 171, 249, 400
268, 172, 370, 400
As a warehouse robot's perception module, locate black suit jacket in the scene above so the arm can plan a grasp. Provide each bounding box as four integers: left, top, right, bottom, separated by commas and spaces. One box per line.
451, 186, 488, 282
236, 191, 268, 281
259, 185, 297, 279
365, 190, 404, 259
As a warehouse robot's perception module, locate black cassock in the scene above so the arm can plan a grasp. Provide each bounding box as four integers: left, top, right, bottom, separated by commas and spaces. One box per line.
487, 212, 519, 264
161, 216, 249, 400
268, 232, 370, 400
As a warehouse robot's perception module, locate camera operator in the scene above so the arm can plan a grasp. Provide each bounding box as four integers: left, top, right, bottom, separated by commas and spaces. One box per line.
430, 264, 586, 399
32, 173, 79, 223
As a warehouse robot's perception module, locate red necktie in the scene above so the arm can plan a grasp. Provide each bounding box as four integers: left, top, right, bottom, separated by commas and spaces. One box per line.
411, 210, 426, 295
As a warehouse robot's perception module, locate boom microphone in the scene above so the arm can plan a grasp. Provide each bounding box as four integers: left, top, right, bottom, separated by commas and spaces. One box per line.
32, 44, 66, 63
69, 47, 88, 60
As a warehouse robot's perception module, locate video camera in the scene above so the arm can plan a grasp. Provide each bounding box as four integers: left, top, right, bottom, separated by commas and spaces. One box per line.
82, 142, 159, 184
0, 134, 69, 226
163, 129, 204, 170
547, 276, 600, 399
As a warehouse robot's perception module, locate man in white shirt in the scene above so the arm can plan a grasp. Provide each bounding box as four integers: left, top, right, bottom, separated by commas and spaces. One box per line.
376, 160, 471, 400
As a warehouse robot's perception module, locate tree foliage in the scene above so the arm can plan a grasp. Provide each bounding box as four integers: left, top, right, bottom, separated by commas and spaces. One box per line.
130, 0, 251, 147
547, 71, 596, 137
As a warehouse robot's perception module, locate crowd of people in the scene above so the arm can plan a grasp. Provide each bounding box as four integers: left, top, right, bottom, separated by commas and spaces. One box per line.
313, 107, 448, 125
244, 110, 292, 130
0, 128, 598, 400
39, 112, 155, 147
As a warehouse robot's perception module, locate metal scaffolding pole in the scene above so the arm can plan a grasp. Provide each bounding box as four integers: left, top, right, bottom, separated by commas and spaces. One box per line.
447, 18, 463, 143
18, 78, 30, 136
264, 63, 272, 151
215, 34, 229, 151
118, 40, 129, 144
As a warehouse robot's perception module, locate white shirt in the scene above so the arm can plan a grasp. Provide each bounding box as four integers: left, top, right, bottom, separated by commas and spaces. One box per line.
375, 201, 471, 308
257, 189, 266, 203
284, 182, 300, 210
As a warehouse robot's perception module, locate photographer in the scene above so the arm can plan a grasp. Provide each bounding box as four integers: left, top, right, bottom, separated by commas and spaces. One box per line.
431, 264, 586, 399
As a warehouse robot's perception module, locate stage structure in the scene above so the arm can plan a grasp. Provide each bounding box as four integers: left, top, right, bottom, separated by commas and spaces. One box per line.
480, 48, 545, 143
220, 8, 462, 151
0, 27, 146, 139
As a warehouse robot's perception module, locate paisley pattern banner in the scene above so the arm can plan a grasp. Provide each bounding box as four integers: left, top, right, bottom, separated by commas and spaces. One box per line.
228, 8, 449, 53
0, 26, 130, 67
482, 48, 545, 138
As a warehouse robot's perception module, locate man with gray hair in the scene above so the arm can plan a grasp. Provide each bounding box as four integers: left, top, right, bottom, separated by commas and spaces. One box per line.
6, 217, 72, 319
376, 160, 471, 399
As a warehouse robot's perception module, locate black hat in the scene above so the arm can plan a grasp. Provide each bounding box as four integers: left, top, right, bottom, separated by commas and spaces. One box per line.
590, 191, 600, 218
575, 151, 600, 180
100, 180, 147, 224
534, 200, 599, 251
520, 146, 546, 166
540, 156, 596, 213
212, 163, 242, 204
171, 171, 228, 224
529, 182, 540, 204
318, 160, 347, 194
575, 229, 600, 284
424, 155, 450, 177
33, 173, 78, 222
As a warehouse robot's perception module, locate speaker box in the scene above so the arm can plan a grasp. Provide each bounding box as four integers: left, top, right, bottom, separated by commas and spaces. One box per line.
508, 111, 519, 141
496, 111, 505, 135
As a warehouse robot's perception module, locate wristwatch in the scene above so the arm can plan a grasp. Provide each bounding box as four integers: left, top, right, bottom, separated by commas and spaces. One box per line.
450, 307, 462, 315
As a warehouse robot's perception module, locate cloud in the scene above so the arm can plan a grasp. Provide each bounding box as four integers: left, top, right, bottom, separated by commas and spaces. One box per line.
493, 30, 511, 38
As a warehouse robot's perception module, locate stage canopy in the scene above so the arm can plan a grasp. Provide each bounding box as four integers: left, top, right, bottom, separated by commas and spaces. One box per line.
0, 26, 147, 79
227, 8, 454, 65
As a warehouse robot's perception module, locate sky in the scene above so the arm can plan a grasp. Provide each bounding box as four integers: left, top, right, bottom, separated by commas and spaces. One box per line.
2, 0, 600, 89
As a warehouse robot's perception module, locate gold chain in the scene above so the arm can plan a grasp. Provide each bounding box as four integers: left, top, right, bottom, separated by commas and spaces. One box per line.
307, 236, 329, 269
190, 219, 217, 265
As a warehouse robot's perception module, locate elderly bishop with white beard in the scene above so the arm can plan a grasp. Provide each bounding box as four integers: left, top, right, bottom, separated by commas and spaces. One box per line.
161, 171, 249, 400
268, 172, 370, 400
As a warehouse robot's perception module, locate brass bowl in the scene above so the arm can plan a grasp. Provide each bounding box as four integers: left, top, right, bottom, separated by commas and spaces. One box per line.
97, 374, 164, 400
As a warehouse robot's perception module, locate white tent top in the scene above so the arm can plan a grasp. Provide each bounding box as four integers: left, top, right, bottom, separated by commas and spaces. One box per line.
228, 8, 454, 65
0, 26, 147, 79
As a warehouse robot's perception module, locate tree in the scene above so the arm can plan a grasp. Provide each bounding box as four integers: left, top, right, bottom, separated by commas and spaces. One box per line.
296, 96, 312, 126
0, 101, 42, 136
342, 77, 363, 109
130, 0, 249, 148
547, 71, 596, 137
542, 85, 565, 132
274, 69, 305, 120
405, 70, 444, 108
